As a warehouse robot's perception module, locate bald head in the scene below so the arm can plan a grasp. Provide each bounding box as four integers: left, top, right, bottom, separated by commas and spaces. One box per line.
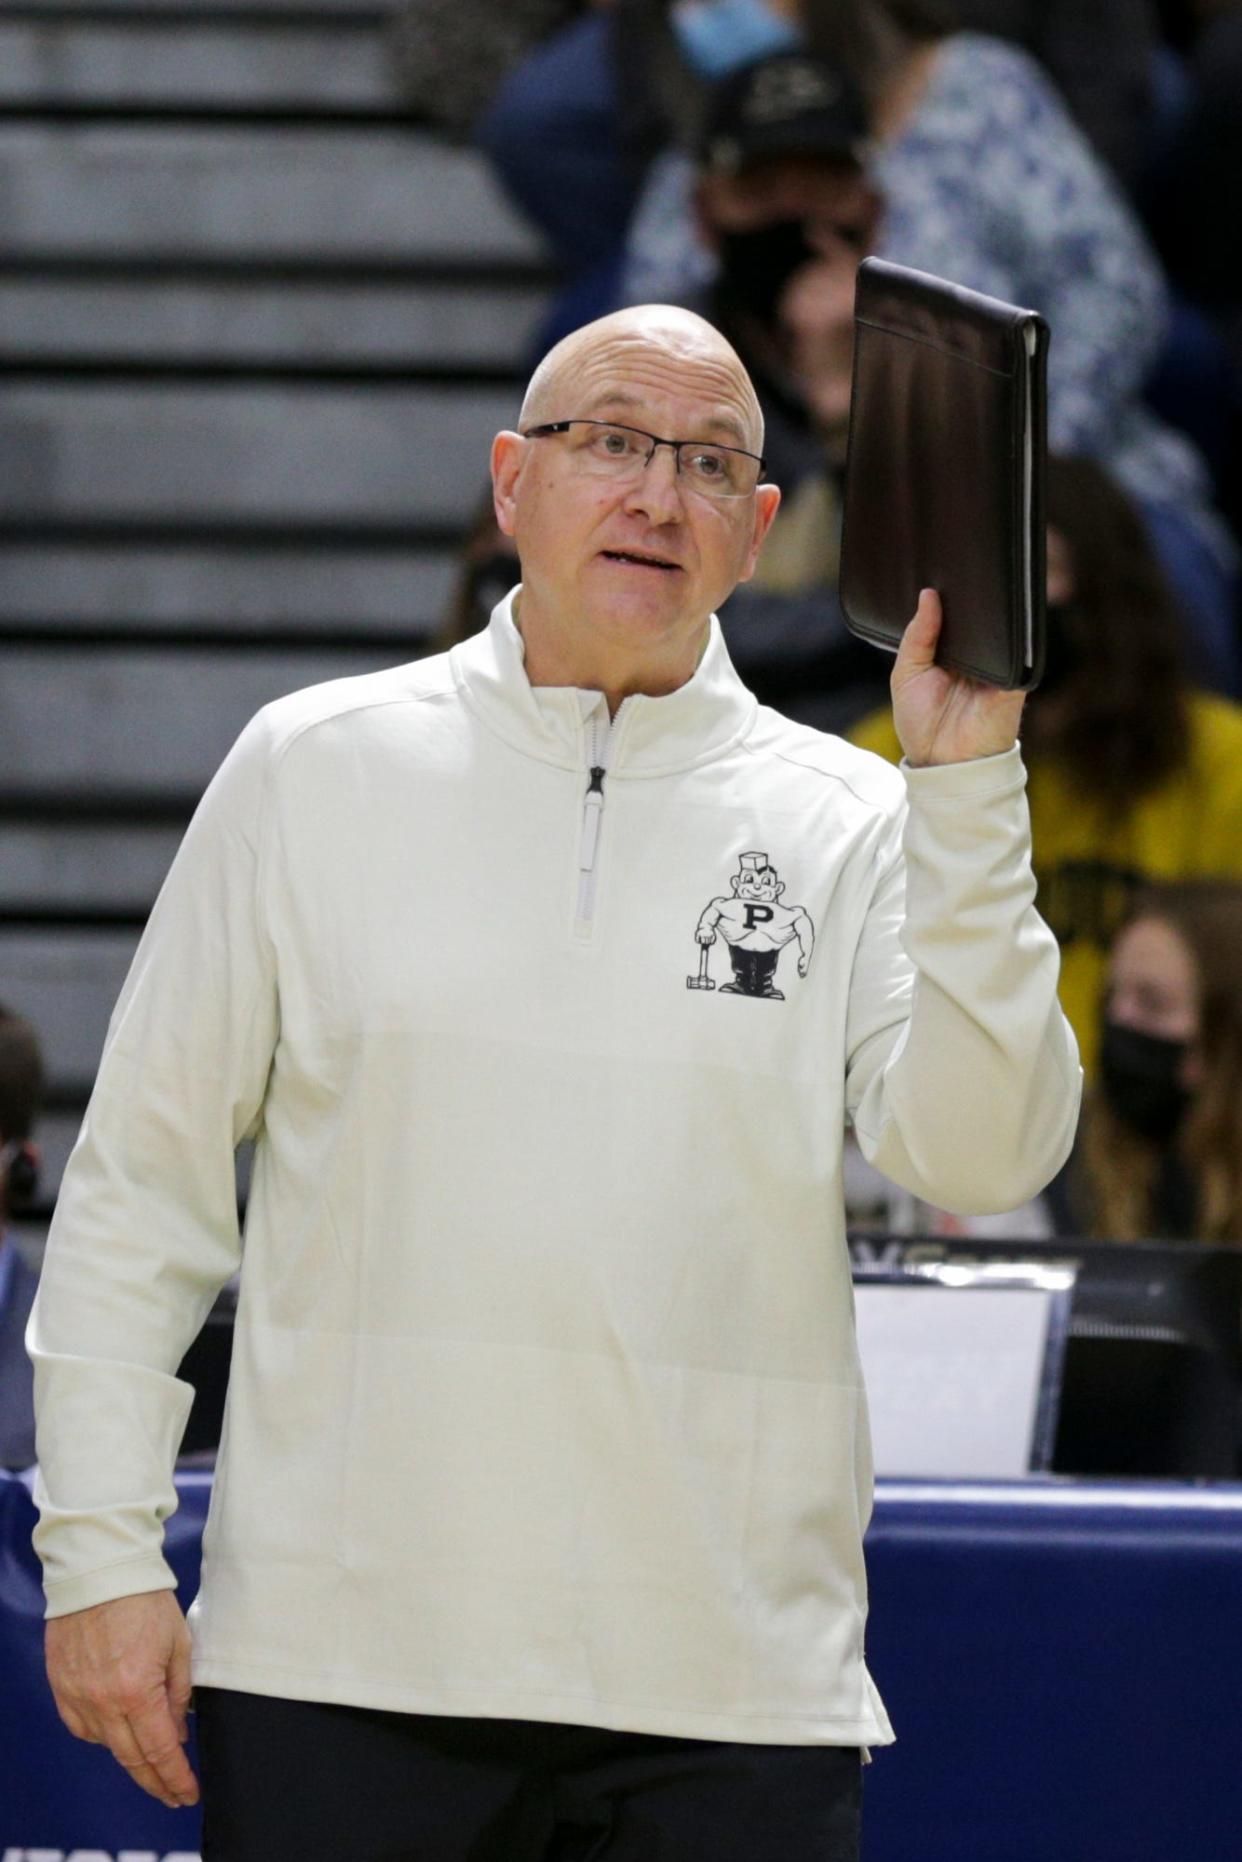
519, 305, 765, 456
491, 300, 782, 702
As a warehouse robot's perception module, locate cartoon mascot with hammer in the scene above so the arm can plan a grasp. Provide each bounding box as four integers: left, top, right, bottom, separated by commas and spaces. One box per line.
688, 852, 815, 1000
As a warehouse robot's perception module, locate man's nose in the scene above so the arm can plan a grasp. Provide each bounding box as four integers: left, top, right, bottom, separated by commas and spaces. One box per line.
623, 443, 685, 523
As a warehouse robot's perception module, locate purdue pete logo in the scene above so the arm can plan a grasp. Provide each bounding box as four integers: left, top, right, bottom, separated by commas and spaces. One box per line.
688, 852, 815, 1001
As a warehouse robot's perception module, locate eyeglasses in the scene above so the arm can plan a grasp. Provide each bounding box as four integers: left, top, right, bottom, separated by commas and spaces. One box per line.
521, 419, 766, 500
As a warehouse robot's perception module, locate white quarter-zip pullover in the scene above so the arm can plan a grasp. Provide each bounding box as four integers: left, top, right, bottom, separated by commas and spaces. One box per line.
29, 595, 1081, 1746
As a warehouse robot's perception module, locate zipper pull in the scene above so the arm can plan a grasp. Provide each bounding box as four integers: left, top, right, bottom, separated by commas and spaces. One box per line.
579, 766, 605, 871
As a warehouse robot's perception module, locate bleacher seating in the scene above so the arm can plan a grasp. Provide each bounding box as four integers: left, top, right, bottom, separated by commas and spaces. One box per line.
0, 0, 551, 1221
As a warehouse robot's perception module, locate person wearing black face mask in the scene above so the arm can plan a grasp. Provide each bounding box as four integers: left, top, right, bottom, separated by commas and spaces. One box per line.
1087, 912, 1202, 1238
1097, 1020, 1194, 1148
695, 52, 881, 446
665, 52, 895, 734
1059, 886, 1242, 1245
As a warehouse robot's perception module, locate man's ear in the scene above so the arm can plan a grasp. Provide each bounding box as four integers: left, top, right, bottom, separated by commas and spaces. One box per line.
738, 482, 781, 584
491, 430, 526, 538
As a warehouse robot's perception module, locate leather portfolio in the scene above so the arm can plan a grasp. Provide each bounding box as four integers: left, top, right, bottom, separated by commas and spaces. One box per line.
839, 256, 1049, 690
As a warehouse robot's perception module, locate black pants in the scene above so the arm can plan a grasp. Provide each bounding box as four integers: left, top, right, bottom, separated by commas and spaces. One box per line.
195, 1687, 862, 1862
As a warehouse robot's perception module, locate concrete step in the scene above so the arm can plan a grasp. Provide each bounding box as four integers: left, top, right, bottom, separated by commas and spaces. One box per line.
0, 276, 546, 367
0, 125, 542, 263
0, 927, 139, 1089
0, 542, 461, 630
0, 18, 398, 113
0, 821, 182, 910
0, 643, 412, 789
3, 380, 513, 524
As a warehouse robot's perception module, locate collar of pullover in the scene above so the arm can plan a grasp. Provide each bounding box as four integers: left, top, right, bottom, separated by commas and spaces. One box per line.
449, 588, 758, 777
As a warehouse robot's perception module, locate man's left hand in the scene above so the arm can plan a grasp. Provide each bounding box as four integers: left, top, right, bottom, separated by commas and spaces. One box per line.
891, 589, 1026, 767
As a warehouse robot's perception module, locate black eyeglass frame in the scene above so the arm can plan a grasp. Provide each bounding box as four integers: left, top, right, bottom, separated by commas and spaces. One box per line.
520, 419, 767, 494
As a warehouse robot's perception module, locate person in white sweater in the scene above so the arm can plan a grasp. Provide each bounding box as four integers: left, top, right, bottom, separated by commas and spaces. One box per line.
29, 304, 1081, 1861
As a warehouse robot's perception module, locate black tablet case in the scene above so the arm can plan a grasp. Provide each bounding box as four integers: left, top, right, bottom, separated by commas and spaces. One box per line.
839, 257, 1049, 690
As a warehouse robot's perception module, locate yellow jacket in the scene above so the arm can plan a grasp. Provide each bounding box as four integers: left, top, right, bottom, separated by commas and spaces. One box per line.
849, 693, 1242, 1073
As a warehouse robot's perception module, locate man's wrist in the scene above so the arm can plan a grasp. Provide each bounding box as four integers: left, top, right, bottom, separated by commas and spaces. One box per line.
900, 742, 1025, 795
902, 738, 1019, 769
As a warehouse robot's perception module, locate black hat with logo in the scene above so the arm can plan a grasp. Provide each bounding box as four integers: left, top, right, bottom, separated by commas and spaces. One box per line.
700, 51, 872, 176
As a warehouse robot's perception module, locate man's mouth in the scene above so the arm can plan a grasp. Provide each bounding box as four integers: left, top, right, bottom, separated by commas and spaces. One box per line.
599, 549, 682, 573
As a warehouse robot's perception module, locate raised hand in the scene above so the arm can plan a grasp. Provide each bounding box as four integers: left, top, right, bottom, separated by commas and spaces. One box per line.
891, 589, 1026, 768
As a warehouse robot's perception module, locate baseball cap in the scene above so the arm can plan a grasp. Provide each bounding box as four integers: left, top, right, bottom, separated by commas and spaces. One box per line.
699, 50, 872, 175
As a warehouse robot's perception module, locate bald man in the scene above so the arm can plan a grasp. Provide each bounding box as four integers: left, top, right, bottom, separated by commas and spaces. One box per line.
30, 307, 1080, 1860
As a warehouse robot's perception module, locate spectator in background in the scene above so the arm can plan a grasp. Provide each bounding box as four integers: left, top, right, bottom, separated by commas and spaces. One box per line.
849, 456, 1242, 1073
1059, 882, 1242, 1244
691, 52, 893, 729
474, 0, 1162, 320
477, 2, 806, 348
798, 0, 1164, 466
476, 1, 644, 339
920, 0, 1161, 190
626, 8, 1240, 691
0, 1003, 44, 1470
690, 53, 878, 443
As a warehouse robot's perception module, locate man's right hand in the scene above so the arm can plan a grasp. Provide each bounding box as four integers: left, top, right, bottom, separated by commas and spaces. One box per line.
44, 1589, 200, 1809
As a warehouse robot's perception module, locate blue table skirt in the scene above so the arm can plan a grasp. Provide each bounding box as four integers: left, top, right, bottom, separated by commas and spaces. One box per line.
3, 1471, 1240, 1859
